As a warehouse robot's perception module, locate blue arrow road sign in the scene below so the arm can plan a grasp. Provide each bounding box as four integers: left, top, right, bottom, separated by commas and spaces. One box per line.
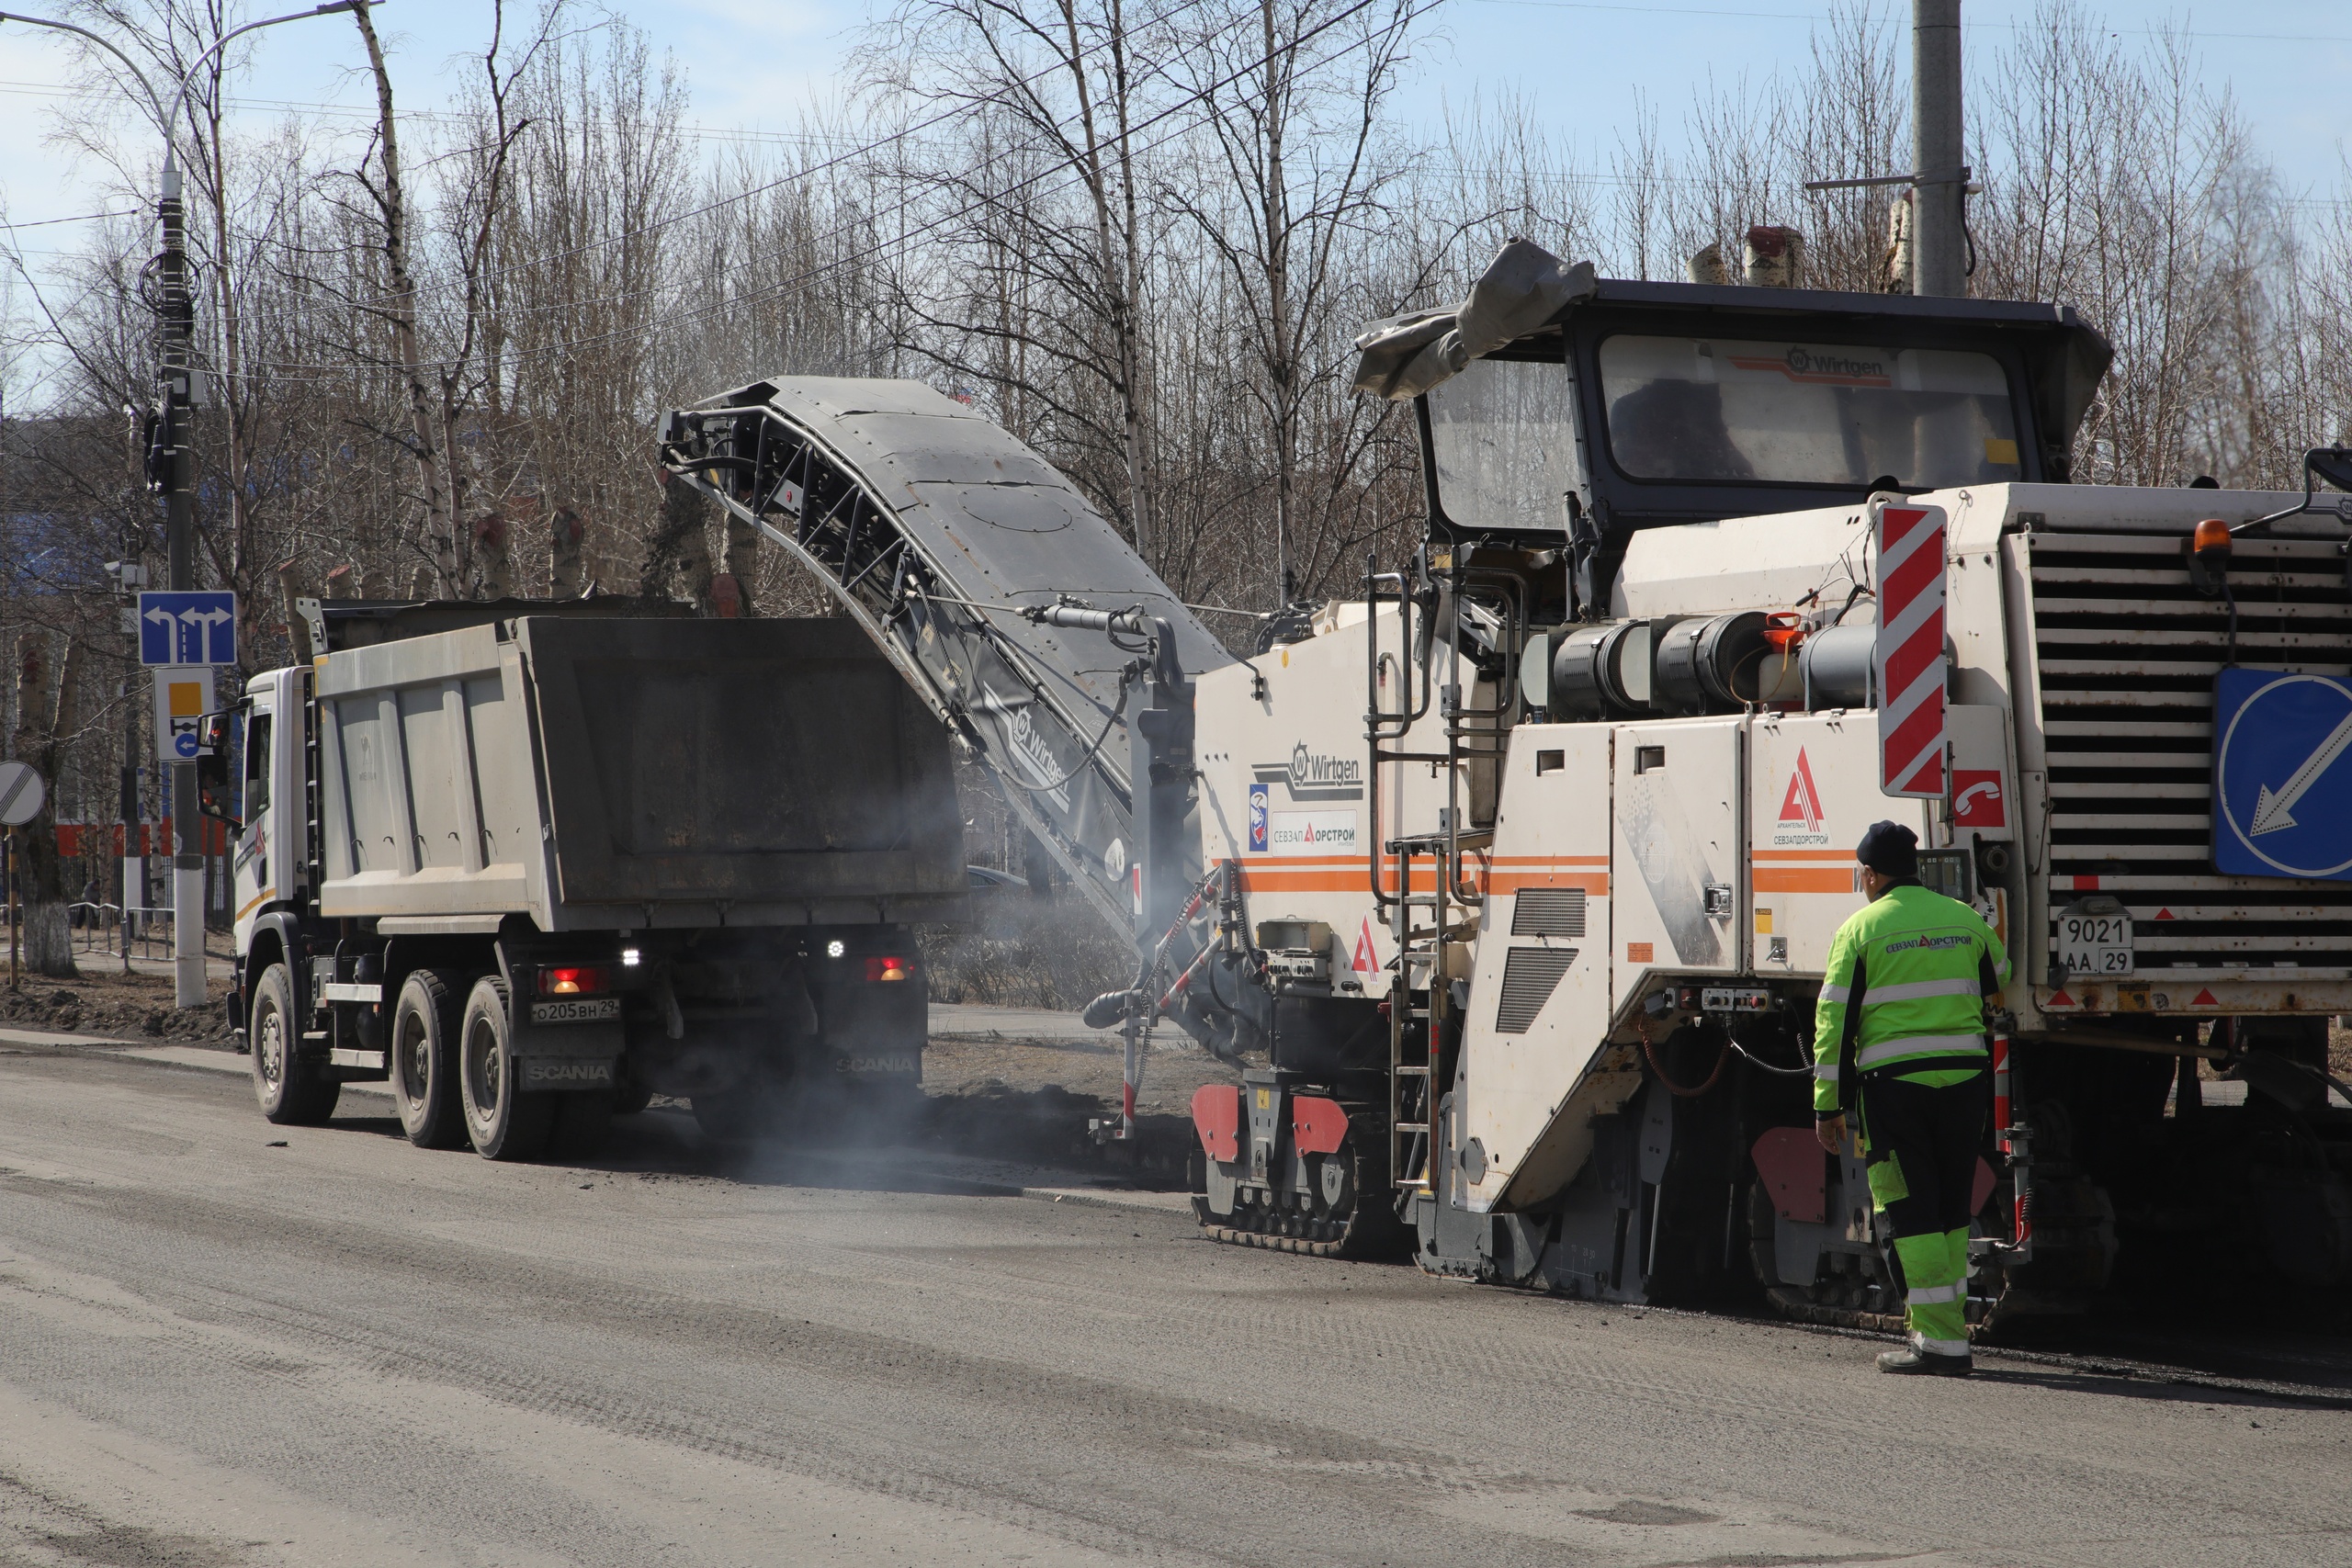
2213, 669, 2352, 881
137, 592, 237, 666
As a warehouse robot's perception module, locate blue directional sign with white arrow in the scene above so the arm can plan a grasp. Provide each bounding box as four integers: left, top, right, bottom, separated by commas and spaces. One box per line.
2213, 670, 2352, 881
136, 591, 237, 666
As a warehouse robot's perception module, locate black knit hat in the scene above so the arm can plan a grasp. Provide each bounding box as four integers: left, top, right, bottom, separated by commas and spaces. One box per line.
1856, 819, 1919, 877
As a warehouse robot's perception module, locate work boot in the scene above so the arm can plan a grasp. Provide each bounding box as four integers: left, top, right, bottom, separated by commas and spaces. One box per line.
1877, 1344, 1972, 1377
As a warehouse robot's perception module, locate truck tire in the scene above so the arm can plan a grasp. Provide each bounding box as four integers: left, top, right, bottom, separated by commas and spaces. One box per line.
390, 969, 468, 1149
459, 976, 553, 1161
251, 962, 339, 1125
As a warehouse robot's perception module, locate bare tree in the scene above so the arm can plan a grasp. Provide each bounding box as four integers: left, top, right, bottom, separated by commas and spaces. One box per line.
875, 0, 1170, 559
12, 631, 83, 978
1164, 0, 1415, 600
345, 0, 458, 591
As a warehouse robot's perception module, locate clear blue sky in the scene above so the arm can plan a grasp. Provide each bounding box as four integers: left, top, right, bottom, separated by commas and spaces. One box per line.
2, 2, 2346, 321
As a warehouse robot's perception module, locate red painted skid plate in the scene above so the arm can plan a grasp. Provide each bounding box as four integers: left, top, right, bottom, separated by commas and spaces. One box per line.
1752, 1127, 1826, 1224
1192, 1084, 1239, 1163
1291, 1095, 1347, 1156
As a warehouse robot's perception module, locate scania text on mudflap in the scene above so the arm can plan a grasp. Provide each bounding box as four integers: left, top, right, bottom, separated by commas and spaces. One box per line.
200, 599, 965, 1159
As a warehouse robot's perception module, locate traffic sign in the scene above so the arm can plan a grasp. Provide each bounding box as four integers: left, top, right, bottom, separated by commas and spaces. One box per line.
153, 667, 215, 765
0, 761, 44, 827
137, 591, 237, 666
2213, 670, 2352, 881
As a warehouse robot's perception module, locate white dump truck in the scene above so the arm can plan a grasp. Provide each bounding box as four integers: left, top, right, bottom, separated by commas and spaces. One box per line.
198, 599, 965, 1159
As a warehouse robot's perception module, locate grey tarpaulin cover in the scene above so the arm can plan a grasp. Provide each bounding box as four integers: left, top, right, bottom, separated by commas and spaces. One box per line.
1350, 239, 1598, 400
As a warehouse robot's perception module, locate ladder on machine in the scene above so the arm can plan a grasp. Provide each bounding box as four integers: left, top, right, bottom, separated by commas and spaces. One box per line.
1366, 555, 1524, 1200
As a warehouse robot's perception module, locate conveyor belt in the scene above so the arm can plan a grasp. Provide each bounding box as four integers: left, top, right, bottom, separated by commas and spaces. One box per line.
659, 377, 1234, 941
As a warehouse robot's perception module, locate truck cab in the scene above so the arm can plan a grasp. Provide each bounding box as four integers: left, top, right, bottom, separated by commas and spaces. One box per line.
220, 665, 307, 966
1402, 269, 2109, 612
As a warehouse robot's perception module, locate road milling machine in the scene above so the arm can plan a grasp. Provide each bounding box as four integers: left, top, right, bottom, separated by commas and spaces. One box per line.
660, 239, 2352, 1331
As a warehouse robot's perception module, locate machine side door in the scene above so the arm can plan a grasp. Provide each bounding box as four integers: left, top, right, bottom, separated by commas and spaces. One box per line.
1611, 716, 1745, 996
1457, 724, 1619, 1212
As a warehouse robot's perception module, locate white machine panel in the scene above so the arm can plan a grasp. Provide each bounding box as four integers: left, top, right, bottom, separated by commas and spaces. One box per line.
1459, 725, 1617, 1210
1194, 603, 1461, 986
1611, 716, 1745, 994
1747, 711, 1928, 975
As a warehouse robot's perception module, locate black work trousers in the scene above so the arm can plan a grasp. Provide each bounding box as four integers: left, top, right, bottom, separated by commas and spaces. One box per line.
1860, 1070, 1989, 1243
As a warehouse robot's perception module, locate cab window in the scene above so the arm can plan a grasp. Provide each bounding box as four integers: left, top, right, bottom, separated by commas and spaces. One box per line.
1425, 357, 1581, 530
1597, 334, 2024, 491
243, 710, 272, 820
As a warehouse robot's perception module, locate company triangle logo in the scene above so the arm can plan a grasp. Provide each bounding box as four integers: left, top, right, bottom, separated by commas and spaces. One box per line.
1777, 749, 1826, 835
1352, 916, 1378, 974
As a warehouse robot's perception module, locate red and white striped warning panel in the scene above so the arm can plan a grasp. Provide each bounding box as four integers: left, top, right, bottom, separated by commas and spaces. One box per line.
1873, 502, 1948, 798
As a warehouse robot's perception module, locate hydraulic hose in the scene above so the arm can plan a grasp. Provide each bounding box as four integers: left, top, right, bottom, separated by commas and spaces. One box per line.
1638, 1011, 1732, 1098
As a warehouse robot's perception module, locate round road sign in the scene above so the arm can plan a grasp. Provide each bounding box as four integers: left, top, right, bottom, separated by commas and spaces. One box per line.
2214, 671, 2352, 881
0, 761, 45, 828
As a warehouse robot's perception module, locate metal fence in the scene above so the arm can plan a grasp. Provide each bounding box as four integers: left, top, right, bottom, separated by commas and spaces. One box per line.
1, 903, 196, 966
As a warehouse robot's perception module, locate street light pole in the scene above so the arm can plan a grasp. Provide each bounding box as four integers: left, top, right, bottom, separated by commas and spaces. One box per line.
0, 3, 369, 1007
1910, 0, 1965, 298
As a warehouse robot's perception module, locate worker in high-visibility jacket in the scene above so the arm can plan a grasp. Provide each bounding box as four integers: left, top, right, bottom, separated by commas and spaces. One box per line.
1814, 820, 2009, 1376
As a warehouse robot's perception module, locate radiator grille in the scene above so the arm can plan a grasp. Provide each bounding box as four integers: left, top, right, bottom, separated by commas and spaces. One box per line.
1510, 886, 1589, 938
2027, 527, 2352, 980
1496, 947, 1577, 1033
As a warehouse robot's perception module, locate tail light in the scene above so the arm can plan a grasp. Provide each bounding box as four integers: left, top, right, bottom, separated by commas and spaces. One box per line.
538, 964, 610, 996
864, 955, 912, 983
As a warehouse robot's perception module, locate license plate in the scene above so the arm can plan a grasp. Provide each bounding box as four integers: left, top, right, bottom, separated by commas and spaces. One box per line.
530, 997, 619, 1024
2058, 912, 2133, 977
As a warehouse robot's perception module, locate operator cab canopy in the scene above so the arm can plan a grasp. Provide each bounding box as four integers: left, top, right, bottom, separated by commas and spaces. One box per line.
1353, 239, 2111, 613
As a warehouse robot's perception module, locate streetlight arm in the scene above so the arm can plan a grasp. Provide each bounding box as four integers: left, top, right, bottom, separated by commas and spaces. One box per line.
164, 3, 372, 172
0, 4, 372, 175
0, 11, 170, 150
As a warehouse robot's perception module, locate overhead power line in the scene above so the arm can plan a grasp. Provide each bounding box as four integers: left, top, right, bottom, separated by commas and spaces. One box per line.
237, 0, 1431, 382
1455, 1, 2352, 44
0, 0, 1248, 302
0, 206, 141, 231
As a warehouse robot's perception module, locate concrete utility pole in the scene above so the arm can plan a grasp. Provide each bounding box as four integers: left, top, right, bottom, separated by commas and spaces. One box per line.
154, 163, 208, 1006
0, 4, 368, 1006
1910, 0, 1966, 298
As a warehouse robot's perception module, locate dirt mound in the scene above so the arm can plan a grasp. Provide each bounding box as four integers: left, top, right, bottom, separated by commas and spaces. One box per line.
0, 976, 238, 1045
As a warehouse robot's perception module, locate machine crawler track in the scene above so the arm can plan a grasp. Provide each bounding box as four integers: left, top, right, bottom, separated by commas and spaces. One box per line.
1188, 1122, 1409, 1260
1196, 1212, 1355, 1258
1746, 1184, 2006, 1338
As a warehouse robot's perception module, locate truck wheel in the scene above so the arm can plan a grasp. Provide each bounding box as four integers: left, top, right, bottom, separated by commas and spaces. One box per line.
459, 976, 553, 1161
251, 962, 339, 1125
391, 970, 469, 1148
611, 1081, 654, 1116
548, 1092, 612, 1159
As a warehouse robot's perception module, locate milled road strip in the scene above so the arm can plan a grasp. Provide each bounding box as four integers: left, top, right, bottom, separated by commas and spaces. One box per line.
0, 1039, 2341, 1566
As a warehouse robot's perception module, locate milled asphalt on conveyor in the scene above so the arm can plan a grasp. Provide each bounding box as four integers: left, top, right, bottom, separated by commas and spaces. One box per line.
0, 1040, 2344, 1567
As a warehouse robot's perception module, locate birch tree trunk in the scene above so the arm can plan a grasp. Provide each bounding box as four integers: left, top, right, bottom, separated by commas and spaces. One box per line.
351, 3, 458, 594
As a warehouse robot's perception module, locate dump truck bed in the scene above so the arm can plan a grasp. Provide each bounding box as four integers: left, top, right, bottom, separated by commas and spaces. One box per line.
315, 615, 965, 931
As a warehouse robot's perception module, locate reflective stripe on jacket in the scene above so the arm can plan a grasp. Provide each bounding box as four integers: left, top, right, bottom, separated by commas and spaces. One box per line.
1812, 883, 2010, 1114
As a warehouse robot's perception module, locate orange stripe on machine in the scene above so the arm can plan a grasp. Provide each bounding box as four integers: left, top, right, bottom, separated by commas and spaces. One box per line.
1752, 866, 1857, 893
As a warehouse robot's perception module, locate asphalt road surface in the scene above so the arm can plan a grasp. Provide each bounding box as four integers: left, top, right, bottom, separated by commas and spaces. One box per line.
0, 1042, 2346, 1568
